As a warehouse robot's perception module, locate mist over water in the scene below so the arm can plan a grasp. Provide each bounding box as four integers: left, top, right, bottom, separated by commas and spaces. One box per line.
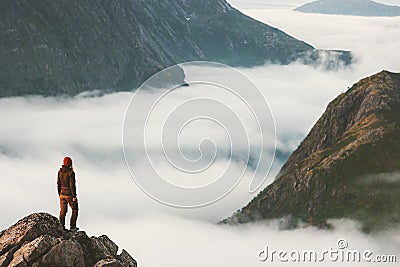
1, 4, 400, 267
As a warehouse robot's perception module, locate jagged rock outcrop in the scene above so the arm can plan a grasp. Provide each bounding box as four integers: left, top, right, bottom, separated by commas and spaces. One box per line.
0, 0, 352, 97
0, 213, 137, 267
225, 71, 400, 232
295, 0, 400, 17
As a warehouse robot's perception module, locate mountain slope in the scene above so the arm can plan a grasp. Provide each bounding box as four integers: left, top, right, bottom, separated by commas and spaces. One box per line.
0, 0, 351, 97
225, 71, 400, 232
295, 0, 400, 17
0, 213, 137, 267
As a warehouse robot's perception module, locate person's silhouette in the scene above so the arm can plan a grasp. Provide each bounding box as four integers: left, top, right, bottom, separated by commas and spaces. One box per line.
57, 156, 79, 231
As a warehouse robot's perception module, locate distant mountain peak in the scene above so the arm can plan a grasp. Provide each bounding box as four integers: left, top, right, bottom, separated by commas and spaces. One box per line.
0, 213, 137, 267
295, 0, 400, 17
224, 71, 400, 232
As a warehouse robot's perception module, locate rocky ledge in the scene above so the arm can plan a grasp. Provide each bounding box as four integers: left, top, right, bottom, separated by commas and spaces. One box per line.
0, 213, 137, 267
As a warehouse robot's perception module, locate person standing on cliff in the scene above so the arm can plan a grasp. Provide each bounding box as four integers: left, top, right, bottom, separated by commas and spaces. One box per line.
57, 156, 79, 231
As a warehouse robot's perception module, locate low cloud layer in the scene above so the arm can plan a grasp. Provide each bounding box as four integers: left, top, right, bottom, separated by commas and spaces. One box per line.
1, 5, 400, 267
88, 216, 400, 267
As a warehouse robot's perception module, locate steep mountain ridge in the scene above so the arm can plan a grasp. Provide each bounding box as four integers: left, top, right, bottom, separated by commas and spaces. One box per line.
225, 71, 400, 232
0, 213, 137, 267
0, 0, 351, 97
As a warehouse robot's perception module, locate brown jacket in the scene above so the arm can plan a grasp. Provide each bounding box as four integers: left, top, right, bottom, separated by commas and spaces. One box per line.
57, 166, 77, 198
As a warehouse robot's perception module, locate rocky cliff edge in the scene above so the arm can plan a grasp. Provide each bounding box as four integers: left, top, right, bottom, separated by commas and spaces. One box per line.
0, 213, 137, 267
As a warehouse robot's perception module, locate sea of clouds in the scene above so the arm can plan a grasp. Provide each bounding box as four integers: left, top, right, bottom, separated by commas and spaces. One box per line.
1, 2, 400, 266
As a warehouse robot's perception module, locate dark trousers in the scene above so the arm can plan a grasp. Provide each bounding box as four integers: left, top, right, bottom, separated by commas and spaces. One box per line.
59, 195, 78, 228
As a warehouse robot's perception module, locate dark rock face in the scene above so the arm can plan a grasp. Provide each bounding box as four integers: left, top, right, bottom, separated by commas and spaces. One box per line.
0, 213, 137, 267
9, 235, 59, 267
0, 0, 351, 97
295, 0, 400, 17
0, 213, 64, 257
41, 239, 85, 267
225, 71, 400, 232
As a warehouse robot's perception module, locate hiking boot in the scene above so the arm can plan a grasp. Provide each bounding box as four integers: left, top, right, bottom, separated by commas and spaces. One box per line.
70, 227, 79, 232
